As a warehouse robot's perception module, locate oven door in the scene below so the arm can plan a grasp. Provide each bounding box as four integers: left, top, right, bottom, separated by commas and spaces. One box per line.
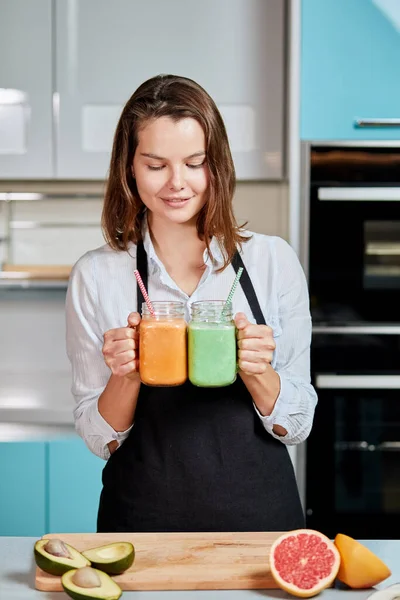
309, 146, 400, 324
306, 373, 400, 539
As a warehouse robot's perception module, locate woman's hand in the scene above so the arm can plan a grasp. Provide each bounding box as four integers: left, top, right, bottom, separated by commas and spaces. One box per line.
235, 312, 276, 376
102, 312, 141, 377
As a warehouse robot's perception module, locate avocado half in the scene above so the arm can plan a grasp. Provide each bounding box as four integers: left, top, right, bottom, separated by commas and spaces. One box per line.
82, 542, 135, 575
34, 539, 90, 576
62, 568, 122, 600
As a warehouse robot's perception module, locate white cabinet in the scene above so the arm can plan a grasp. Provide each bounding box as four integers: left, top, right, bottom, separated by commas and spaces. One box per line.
0, 0, 53, 178
0, 0, 286, 180
55, 0, 285, 180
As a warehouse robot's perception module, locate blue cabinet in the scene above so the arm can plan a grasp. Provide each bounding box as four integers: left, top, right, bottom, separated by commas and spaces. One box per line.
301, 0, 400, 140
0, 442, 46, 536
48, 437, 104, 533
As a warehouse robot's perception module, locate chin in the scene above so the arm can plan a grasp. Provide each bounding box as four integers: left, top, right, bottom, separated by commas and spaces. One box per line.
161, 206, 203, 225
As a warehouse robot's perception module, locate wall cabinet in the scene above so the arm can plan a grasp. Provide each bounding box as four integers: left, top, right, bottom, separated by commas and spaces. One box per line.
301, 0, 400, 140
0, 0, 286, 180
0, 0, 53, 178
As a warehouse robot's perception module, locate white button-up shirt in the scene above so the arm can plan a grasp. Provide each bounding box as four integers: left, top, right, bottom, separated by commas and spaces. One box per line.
66, 221, 318, 460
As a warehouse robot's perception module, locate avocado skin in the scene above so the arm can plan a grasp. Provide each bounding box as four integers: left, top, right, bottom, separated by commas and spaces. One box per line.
34, 540, 90, 576
62, 570, 122, 600
61, 582, 121, 600
88, 549, 135, 575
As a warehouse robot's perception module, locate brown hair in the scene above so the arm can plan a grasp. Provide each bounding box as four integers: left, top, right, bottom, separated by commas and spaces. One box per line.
102, 74, 248, 270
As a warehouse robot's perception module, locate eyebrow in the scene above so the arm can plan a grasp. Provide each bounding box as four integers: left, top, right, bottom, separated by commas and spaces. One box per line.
140, 151, 206, 160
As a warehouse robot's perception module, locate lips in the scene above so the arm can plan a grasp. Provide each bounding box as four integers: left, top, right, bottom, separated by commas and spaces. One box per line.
161, 196, 193, 208
162, 197, 191, 203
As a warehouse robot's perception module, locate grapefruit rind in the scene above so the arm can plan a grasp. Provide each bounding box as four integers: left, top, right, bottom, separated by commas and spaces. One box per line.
269, 529, 341, 598
334, 534, 392, 589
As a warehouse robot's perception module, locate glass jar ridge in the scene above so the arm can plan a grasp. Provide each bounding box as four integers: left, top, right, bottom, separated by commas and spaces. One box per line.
190, 300, 233, 322
142, 301, 186, 318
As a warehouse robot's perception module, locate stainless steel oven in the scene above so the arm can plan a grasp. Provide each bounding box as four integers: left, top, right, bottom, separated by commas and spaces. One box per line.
300, 143, 400, 539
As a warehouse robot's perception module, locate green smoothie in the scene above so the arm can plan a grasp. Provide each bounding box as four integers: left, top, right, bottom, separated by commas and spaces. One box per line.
188, 322, 237, 387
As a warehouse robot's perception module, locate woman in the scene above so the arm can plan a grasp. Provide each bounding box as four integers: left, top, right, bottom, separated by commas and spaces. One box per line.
66, 74, 318, 533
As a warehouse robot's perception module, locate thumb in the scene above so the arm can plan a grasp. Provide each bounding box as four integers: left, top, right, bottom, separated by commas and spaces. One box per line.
234, 312, 249, 330
127, 312, 141, 328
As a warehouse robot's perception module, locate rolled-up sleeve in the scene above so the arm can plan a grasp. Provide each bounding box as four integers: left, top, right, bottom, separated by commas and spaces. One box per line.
255, 237, 318, 444
65, 253, 131, 460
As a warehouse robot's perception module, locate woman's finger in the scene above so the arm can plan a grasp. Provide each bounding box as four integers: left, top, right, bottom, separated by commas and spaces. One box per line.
103, 338, 137, 358
127, 312, 141, 328
237, 324, 274, 341
238, 360, 268, 375
238, 337, 275, 352
104, 327, 135, 342
111, 360, 138, 377
238, 349, 273, 364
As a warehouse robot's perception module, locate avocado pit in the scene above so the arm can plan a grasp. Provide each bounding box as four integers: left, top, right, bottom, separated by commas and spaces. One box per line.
44, 539, 71, 558
72, 567, 102, 588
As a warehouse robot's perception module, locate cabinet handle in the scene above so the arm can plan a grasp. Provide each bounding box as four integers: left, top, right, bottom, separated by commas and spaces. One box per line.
355, 118, 400, 128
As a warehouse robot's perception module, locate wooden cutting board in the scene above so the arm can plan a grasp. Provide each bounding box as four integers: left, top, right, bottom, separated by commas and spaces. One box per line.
35, 531, 282, 591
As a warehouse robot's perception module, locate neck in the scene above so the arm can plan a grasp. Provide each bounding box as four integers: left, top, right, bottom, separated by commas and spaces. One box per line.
147, 212, 206, 267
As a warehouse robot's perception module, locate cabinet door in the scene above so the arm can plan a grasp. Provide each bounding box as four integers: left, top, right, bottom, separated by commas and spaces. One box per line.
0, 442, 46, 536
301, 0, 400, 140
0, 0, 53, 178
48, 437, 104, 533
55, 0, 284, 180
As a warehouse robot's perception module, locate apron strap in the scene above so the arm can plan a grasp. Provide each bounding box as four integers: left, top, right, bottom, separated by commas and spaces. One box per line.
136, 242, 266, 326
232, 251, 266, 326
136, 240, 148, 314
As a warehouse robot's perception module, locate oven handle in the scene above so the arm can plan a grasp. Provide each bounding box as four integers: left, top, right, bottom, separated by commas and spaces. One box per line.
318, 187, 400, 201
315, 374, 400, 389
335, 441, 400, 451
313, 325, 400, 335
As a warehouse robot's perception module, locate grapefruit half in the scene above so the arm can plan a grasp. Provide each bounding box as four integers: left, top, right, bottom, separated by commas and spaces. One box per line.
269, 529, 341, 598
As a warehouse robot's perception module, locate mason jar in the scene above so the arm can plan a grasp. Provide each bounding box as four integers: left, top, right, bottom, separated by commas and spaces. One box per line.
188, 300, 237, 387
139, 301, 187, 387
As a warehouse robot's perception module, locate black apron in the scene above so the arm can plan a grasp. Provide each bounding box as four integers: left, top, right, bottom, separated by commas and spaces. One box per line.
97, 243, 305, 532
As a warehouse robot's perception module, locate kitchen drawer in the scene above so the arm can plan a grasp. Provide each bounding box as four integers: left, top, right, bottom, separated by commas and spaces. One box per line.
0, 442, 46, 536
48, 437, 104, 533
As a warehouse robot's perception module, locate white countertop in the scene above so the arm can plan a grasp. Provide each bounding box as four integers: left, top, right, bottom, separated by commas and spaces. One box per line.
0, 537, 399, 600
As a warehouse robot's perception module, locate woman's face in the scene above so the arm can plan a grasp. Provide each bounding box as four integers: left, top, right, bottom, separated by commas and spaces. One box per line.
132, 116, 209, 226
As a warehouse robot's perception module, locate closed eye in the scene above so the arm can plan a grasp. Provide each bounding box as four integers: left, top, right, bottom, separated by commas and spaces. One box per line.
147, 162, 205, 171
187, 162, 205, 169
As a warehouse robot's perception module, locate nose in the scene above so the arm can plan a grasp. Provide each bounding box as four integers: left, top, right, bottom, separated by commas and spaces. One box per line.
168, 166, 185, 191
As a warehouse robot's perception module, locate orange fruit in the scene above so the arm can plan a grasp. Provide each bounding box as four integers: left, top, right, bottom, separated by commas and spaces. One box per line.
269, 529, 341, 598
334, 534, 391, 588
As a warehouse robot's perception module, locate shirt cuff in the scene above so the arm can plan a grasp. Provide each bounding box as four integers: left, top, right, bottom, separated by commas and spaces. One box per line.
87, 398, 133, 448
253, 374, 292, 440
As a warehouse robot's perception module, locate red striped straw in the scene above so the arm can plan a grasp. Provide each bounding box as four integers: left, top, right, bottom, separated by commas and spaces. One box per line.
134, 269, 155, 317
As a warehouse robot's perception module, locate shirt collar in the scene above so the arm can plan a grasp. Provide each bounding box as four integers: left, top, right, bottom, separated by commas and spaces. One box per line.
140, 213, 225, 271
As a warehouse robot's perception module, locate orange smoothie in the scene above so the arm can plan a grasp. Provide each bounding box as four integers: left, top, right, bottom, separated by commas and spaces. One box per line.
139, 318, 187, 386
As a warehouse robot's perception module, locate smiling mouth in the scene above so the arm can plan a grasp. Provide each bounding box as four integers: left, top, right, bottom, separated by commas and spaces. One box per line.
161, 197, 192, 203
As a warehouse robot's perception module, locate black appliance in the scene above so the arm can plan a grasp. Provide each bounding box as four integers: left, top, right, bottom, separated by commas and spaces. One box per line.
303, 144, 400, 539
